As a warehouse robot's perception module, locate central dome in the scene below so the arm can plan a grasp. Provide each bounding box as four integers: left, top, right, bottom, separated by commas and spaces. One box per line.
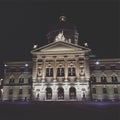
47, 16, 79, 45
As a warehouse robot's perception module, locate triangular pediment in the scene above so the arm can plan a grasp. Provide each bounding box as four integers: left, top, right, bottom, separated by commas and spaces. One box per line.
31, 41, 90, 54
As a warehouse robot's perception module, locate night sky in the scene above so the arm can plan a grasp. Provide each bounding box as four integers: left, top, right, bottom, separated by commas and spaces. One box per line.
0, 0, 119, 62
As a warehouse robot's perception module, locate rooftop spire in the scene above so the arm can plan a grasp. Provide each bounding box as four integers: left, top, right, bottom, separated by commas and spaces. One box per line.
59, 15, 66, 22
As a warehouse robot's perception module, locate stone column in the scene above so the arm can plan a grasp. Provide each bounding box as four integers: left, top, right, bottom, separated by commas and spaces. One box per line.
64, 56, 68, 81
32, 57, 37, 82
75, 56, 79, 80
84, 57, 90, 81
53, 56, 57, 81
42, 57, 46, 81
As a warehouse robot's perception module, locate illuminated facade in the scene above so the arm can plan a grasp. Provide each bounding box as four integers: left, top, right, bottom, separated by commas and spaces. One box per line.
1, 16, 120, 101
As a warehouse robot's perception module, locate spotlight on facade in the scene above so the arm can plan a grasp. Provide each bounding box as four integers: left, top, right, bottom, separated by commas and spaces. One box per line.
4, 64, 7, 67
33, 44, 38, 49
84, 42, 88, 47
25, 64, 28, 67
95, 61, 100, 65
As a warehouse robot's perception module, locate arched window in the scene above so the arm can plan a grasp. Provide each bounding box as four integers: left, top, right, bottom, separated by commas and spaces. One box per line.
19, 77, 24, 84
90, 75, 96, 83
46, 64, 53, 77
101, 75, 107, 83
57, 64, 64, 77
68, 63, 76, 76
69, 87, 76, 99
46, 87, 52, 99
9, 76, 15, 84
58, 87, 64, 99
111, 75, 118, 83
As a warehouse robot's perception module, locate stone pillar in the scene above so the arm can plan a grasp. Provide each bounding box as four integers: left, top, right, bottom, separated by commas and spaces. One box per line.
64, 56, 68, 81
64, 83, 69, 100
75, 56, 79, 80
53, 56, 57, 81
84, 57, 90, 81
42, 57, 46, 81
32, 57, 37, 82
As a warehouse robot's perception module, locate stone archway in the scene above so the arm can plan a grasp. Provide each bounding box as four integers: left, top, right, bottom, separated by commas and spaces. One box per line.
58, 87, 64, 100
46, 87, 52, 100
69, 87, 76, 99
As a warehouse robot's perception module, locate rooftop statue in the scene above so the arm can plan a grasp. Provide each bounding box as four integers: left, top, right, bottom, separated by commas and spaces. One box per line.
55, 30, 65, 42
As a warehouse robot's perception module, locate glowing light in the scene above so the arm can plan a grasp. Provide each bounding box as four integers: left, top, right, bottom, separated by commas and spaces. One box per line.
25, 64, 28, 67
95, 61, 100, 65
4, 64, 7, 67
33, 44, 38, 49
84, 42, 88, 47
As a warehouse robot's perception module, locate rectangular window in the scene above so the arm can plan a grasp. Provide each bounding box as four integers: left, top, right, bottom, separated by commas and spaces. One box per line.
92, 88, 96, 94
28, 89, 32, 94
103, 88, 107, 94
114, 88, 118, 94
19, 89, 23, 94
9, 89, 13, 95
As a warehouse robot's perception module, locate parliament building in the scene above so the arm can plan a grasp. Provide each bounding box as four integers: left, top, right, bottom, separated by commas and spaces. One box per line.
0, 16, 120, 102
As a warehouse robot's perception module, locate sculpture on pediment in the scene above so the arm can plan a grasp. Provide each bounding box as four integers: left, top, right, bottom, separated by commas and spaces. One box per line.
55, 30, 65, 42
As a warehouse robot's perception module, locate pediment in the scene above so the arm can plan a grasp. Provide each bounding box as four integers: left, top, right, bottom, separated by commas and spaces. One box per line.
31, 41, 90, 54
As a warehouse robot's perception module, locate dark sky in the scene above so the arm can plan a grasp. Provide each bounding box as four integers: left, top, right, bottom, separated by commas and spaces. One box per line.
0, 0, 119, 62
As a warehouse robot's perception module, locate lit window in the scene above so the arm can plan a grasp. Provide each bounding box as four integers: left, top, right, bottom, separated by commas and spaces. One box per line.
46, 68, 53, 77
68, 67, 76, 76
57, 65, 64, 77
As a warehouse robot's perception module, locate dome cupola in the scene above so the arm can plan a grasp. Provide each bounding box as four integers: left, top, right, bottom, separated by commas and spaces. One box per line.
47, 15, 79, 45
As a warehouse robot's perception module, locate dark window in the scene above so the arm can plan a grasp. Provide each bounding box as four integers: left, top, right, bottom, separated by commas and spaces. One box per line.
112, 76, 118, 83
19, 89, 23, 94
9, 78, 15, 84
92, 88, 96, 94
68, 67, 76, 76
110, 66, 116, 70
101, 76, 107, 83
46, 87, 52, 99
90, 76, 96, 83
28, 78, 32, 84
58, 87, 64, 99
100, 66, 105, 70
69, 87, 76, 99
46, 68, 53, 77
114, 88, 118, 94
19, 78, 24, 84
9, 89, 13, 95
103, 88, 107, 94
57, 68, 64, 77
28, 89, 32, 94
